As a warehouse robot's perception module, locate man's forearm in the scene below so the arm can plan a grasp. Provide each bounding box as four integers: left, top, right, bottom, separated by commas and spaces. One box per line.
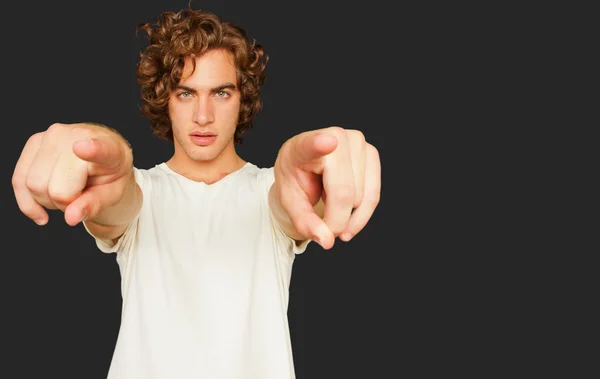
88, 171, 142, 227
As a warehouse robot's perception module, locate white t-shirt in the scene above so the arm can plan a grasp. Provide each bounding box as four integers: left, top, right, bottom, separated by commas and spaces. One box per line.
84, 162, 311, 379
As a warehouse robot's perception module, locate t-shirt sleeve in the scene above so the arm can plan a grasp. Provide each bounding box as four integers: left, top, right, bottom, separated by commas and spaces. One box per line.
258, 167, 312, 255
82, 167, 146, 255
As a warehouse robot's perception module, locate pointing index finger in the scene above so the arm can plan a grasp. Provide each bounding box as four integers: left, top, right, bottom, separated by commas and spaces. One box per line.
72, 135, 126, 173
291, 130, 338, 171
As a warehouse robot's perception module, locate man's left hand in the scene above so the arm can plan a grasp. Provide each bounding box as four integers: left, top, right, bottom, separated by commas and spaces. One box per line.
273, 126, 381, 249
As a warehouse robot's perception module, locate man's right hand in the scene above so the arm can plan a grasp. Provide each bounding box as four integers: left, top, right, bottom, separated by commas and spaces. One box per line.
12, 122, 133, 227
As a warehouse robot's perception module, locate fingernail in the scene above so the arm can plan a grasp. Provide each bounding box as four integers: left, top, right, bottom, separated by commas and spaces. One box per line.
34, 219, 47, 226
79, 210, 88, 223
341, 233, 353, 242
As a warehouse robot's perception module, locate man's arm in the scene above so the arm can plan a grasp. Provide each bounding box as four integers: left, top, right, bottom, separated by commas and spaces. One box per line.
80, 123, 143, 244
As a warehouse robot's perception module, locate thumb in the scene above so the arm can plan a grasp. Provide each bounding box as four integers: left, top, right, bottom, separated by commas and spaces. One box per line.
281, 187, 335, 249
63, 181, 125, 226
72, 136, 126, 173
307, 216, 335, 250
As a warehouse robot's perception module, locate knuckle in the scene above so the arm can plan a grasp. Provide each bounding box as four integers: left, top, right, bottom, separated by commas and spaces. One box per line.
26, 176, 47, 195
348, 129, 366, 146
47, 185, 76, 205
70, 125, 94, 139
46, 122, 65, 134
27, 132, 45, 145
368, 143, 380, 159
45, 124, 70, 143
11, 174, 22, 190
47, 123, 93, 141
326, 126, 345, 137
330, 185, 355, 204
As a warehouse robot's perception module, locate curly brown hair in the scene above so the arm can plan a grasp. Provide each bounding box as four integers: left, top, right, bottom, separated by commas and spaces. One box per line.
135, 8, 268, 144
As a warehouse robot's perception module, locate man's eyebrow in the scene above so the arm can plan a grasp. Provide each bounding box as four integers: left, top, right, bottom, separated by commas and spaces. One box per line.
175, 83, 237, 93
211, 83, 237, 92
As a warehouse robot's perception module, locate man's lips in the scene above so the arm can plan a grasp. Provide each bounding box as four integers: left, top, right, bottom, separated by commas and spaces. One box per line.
190, 133, 217, 146
190, 132, 216, 136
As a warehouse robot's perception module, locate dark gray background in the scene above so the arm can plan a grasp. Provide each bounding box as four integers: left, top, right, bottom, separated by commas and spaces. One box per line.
1, 0, 555, 378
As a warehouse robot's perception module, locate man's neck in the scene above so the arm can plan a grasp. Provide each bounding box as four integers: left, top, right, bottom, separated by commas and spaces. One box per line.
166, 152, 247, 184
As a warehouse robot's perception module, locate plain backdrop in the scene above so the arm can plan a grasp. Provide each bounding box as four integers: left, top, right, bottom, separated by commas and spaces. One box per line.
3, 0, 561, 378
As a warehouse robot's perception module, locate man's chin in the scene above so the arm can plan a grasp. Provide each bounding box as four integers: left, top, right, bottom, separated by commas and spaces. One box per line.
187, 147, 219, 163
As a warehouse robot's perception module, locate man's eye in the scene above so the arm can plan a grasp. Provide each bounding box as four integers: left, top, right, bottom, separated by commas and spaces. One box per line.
216, 91, 229, 98
178, 91, 192, 98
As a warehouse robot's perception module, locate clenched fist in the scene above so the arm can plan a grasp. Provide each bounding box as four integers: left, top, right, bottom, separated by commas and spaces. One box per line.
12, 122, 133, 227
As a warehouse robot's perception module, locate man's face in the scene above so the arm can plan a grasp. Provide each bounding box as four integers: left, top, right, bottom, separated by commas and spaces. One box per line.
168, 49, 241, 164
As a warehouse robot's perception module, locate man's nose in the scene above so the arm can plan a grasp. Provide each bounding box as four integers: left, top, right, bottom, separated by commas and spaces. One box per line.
192, 96, 214, 125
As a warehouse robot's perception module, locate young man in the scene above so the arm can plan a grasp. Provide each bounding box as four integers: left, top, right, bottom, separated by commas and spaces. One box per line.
12, 8, 381, 379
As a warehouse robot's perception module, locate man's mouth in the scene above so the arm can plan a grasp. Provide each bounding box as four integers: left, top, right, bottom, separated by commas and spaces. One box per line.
189, 133, 217, 146
190, 131, 216, 136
